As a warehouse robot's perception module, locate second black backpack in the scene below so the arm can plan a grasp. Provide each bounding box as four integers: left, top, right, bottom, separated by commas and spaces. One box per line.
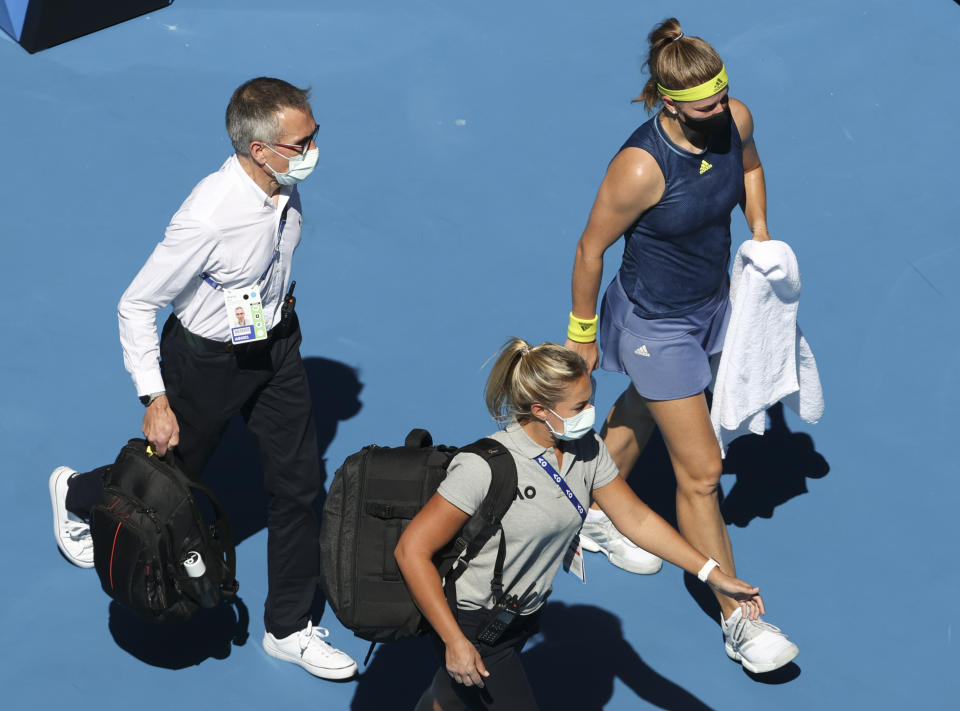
319, 429, 517, 643
89, 438, 239, 623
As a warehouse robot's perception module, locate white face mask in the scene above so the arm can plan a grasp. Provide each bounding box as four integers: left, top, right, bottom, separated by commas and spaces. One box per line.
265, 145, 319, 186
544, 405, 596, 441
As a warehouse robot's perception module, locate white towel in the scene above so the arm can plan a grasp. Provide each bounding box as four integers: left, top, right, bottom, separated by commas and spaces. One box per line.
710, 240, 824, 456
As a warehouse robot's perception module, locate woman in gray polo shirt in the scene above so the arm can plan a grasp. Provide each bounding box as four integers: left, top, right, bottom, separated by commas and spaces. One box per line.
396, 338, 764, 710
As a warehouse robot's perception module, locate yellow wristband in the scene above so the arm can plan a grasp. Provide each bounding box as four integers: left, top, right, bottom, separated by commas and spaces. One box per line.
567, 312, 598, 343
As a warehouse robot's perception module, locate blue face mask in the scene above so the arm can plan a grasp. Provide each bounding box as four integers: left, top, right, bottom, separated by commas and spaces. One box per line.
545, 405, 596, 441
265, 146, 319, 186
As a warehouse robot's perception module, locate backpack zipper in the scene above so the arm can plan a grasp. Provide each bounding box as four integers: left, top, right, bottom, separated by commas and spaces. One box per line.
351, 451, 370, 609
104, 495, 163, 602
109, 521, 123, 590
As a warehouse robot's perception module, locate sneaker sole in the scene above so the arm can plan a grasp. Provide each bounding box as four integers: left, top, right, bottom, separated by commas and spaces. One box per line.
262, 638, 358, 680
725, 641, 799, 674
580, 535, 662, 575
49, 466, 94, 569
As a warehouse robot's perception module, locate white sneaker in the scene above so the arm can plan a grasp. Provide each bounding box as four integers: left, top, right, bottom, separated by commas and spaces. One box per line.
580, 515, 662, 574
722, 608, 799, 673
263, 622, 358, 680
49, 466, 94, 568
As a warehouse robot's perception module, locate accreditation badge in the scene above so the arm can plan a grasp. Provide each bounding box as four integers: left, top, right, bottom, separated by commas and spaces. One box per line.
563, 534, 586, 583
223, 286, 268, 345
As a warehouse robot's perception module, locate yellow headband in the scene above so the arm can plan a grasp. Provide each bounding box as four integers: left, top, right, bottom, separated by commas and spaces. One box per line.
657, 66, 728, 102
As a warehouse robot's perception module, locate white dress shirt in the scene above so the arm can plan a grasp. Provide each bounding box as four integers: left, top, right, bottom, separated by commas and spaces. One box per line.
118, 155, 303, 396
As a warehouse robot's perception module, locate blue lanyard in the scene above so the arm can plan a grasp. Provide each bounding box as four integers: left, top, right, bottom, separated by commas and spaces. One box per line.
201, 212, 287, 291
534, 454, 586, 522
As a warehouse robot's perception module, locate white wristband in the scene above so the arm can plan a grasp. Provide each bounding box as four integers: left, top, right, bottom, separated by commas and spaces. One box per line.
697, 558, 719, 583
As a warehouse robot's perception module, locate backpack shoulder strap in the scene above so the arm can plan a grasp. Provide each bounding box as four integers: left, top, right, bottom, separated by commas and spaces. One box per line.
456, 437, 517, 540
439, 437, 517, 569
440, 437, 517, 604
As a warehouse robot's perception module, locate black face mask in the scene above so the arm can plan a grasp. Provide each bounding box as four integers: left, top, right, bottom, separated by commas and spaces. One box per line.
677, 107, 731, 137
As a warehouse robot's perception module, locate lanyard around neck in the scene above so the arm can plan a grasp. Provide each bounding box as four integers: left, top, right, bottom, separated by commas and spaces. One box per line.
200, 207, 289, 291
533, 454, 586, 522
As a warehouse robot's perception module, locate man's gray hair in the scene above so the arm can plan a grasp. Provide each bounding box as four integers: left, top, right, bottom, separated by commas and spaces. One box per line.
226, 77, 312, 156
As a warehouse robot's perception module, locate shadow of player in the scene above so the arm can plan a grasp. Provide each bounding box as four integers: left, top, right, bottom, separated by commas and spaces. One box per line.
524, 602, 716, 710
349, 602, 715, 710
625, 402, 824, 682
720, 403, 829, 528
627, 402, 829, 532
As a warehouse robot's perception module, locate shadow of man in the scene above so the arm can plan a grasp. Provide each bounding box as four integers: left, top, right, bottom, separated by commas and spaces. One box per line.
108, 356, 362, 669
107, 596, 250, 670
203, 356, 364, 544
524, 602, 716, 710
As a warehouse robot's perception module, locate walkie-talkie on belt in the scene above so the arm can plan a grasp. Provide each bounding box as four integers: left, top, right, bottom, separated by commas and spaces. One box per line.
280, 280, 297, 328
475, 582, 538, 646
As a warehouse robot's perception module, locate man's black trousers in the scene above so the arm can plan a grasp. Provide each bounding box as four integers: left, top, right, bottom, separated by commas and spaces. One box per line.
67, 314, 324, 638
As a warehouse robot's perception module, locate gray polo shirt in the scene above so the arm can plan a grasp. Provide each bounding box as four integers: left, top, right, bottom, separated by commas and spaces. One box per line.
437, 421, 618, 614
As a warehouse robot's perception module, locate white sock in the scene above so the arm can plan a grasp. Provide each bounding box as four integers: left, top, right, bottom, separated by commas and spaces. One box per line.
722, 607, 743, 629
585, 508, 608, 523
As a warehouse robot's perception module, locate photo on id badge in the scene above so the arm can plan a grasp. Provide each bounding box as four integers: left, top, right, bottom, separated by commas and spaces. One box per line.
224, 287, 268, 344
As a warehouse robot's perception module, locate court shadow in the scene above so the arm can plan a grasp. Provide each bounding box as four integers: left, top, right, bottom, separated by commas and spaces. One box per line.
107, 596, 250, 669
106, 358, 360, 669
626, 402, 829, 531
524, 602, 716, 710
350, 635, 439, 710
202, 356, 363, 544
719, 403, 829, 528
626, 402, 822, 684
349, 603, 715, 710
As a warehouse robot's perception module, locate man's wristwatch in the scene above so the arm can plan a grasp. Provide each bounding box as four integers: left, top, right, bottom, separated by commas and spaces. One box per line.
139, 392, 166, 407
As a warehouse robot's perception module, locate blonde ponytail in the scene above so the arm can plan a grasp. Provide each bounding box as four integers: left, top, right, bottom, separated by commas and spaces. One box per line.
485, 338, 588, 423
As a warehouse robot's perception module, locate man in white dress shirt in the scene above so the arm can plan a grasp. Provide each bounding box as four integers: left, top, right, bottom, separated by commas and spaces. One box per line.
48, 77, 357, 680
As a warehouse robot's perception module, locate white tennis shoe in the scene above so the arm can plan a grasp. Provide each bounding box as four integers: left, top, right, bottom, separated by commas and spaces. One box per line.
579, 515, 662, 574
263, 622, 358, 680
49, 466, 94, 568
722, 607, 799, 673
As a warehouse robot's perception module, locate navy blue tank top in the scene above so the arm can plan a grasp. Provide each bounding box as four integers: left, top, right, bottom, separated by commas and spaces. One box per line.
617, 112, 743, 318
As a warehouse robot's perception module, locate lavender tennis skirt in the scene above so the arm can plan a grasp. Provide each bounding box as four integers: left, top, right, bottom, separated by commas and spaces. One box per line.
599, 274, 731, 401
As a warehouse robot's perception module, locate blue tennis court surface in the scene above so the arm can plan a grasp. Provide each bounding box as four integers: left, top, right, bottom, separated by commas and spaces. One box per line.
3, 1, 959, 708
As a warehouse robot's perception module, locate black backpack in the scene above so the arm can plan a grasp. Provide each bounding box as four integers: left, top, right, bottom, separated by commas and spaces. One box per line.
89, 438, 239, 623
319, 429, 517, 643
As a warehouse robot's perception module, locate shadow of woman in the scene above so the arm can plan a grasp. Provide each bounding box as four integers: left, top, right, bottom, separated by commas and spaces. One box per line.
627, 402, 829, 532
523, 602, 716, 710
350, 635, 439, 710
624, 401, 823, 682
348, 603, 714, 710
719, 403, 829, 528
